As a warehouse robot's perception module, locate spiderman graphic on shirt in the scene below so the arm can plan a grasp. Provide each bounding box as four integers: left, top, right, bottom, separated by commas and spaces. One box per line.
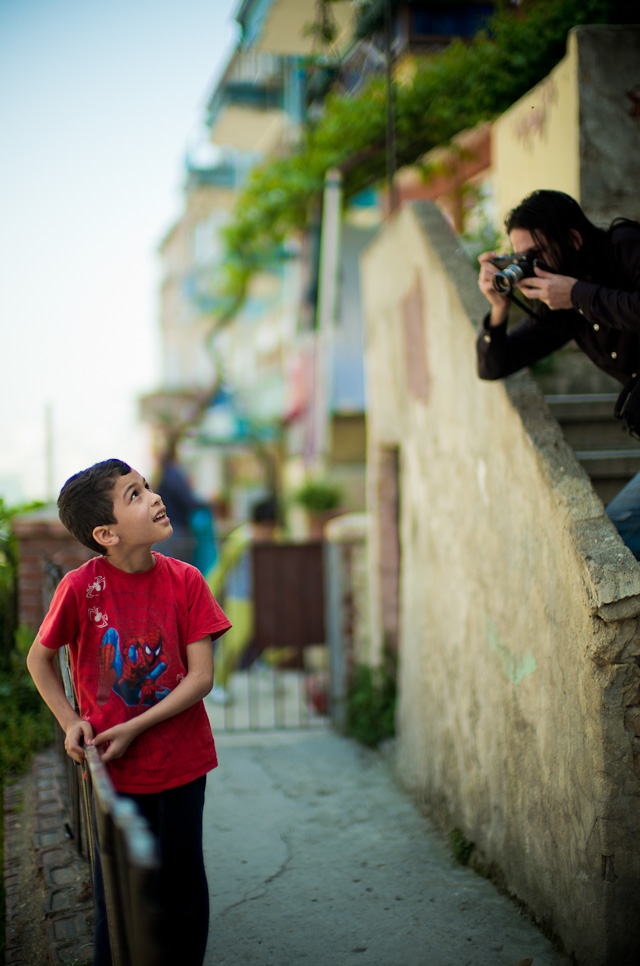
98, 626, 170, 707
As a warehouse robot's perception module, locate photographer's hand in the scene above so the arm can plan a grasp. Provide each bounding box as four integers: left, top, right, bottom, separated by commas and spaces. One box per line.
518, 266, 577, 310
478, 251, 510, 326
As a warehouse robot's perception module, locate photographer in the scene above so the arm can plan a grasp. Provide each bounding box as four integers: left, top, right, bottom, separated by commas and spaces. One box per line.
476, 189, 640, 555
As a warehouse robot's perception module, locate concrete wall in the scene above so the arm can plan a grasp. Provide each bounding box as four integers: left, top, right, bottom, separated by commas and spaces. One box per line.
360, 201, 640, 966
493, 26, 640, 229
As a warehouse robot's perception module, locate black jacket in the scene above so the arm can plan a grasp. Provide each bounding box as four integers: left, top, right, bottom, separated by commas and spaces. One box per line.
477, 222, 640, 386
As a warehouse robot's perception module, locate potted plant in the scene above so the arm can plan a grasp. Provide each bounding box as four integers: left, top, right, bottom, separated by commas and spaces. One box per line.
292, 477, 343, 538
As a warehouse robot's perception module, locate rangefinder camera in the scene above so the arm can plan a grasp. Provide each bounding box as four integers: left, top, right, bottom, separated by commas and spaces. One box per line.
489, 252, 539, 295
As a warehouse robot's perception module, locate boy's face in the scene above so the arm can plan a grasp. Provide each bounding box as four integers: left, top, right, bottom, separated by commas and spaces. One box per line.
107, 469, 173, 549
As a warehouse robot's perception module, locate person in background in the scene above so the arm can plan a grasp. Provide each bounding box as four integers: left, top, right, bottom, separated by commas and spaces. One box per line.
476, 189, 640, 555
153, 439, 217, 572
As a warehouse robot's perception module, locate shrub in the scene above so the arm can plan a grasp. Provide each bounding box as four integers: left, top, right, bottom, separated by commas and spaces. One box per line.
0, 498, 18, 669
346, 646, 397, 748
449, 828, 475, 866
292, 477, 343, 513
0, 662, 54, 781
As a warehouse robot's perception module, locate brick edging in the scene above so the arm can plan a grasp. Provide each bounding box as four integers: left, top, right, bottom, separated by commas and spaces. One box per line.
3, 747, 94, 964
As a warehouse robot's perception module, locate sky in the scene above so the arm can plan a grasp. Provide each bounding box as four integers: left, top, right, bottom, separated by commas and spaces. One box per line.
0, 0, 240, 506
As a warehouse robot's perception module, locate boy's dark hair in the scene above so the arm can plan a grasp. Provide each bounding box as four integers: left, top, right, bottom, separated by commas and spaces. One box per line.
58, 459, 131, 555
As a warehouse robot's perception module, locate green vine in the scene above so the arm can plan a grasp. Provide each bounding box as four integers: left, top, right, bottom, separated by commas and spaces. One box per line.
214, 0, 625, 318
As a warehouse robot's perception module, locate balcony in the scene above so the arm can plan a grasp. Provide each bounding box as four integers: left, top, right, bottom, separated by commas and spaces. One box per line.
236, 0, 356, 56
206, 48, 286, 153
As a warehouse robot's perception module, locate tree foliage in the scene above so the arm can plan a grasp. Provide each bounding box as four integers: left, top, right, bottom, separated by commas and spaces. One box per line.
0, 498, 43, 667
216, 0, 626, 315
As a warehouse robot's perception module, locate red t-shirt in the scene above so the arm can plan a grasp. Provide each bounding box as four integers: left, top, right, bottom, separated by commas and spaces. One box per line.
39, 552, 231, 793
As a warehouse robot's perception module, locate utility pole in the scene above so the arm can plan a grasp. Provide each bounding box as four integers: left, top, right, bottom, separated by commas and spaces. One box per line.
45, 402, 54, 502
313, 168, 343, 466
384, 0, 398, 214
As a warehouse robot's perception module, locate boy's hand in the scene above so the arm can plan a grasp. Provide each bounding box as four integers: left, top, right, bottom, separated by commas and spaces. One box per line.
26, 637, 95, 765
65, 719, 94, 763
89, 637, 214, 764
90, 721, 137, 762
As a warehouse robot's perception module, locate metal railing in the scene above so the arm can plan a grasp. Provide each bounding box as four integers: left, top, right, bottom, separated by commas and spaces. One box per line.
43, 556, 167, 966
84, 745, 165, 966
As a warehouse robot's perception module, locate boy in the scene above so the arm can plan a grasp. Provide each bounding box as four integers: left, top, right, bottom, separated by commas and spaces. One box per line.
27, 458, 231, 966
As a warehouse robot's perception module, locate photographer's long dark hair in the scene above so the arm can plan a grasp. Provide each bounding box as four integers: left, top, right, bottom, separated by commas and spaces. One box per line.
504, 189, 639, 289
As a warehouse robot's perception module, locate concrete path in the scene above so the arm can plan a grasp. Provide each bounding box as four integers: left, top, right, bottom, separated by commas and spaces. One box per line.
203, 729, 571, 966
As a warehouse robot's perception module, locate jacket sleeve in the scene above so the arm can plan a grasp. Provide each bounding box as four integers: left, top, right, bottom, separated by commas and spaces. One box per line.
476, 310, 574, 381
571, 225, 640, 333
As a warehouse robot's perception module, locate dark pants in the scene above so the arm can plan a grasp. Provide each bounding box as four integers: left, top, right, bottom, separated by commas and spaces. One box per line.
607, 470, 640, 559
93, 775, 209, 966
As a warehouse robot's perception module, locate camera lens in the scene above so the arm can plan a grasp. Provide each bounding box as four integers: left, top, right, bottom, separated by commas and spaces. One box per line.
492, 264, 524, 295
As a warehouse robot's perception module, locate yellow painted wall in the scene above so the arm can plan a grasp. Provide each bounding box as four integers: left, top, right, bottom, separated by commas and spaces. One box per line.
493, 33, 579, 234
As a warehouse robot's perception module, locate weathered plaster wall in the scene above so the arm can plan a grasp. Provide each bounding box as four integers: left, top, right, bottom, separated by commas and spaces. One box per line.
493, 26, 640, 229
360, 201, 640, 966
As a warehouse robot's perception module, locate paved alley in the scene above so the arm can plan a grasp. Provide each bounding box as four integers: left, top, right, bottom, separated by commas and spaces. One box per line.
203, 728, 572, 966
